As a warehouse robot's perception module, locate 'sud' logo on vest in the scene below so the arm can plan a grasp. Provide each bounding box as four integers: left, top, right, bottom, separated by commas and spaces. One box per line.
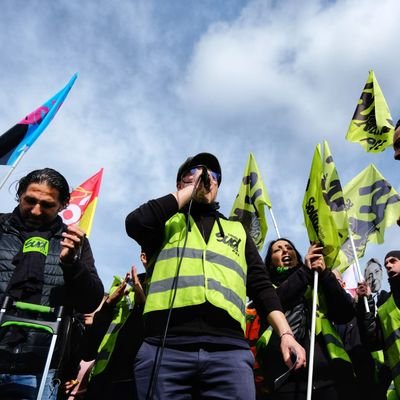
216, 233, 241, 255
23, 237, 49, 256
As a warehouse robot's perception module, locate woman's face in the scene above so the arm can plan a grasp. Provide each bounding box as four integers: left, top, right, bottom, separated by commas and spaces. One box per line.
270, 240, 298, 268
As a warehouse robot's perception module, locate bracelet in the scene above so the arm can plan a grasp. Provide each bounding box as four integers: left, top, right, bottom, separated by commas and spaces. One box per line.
280, 331, 294, 339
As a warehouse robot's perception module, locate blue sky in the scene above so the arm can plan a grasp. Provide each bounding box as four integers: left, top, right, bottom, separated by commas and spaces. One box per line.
1, 0, 399, 292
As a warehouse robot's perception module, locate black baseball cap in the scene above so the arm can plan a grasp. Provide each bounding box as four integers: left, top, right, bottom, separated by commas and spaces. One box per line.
385, 250, 400, 261
176, 152, 222, 186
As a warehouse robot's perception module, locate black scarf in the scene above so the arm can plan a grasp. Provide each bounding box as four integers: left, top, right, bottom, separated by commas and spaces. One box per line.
5, 207, 64, 304
269, 263, 301, 286
181, 200, 221, 217
181, 201, 225, 241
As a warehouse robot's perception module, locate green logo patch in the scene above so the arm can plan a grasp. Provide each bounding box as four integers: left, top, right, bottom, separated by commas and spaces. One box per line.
23, 237, 49, 256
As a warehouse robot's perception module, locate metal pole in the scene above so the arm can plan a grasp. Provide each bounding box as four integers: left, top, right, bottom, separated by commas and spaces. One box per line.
306, 271, 319, 400
0, 149, 27, 191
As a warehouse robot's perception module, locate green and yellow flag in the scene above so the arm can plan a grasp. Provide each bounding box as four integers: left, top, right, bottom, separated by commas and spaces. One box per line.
341, 164, 400, 264
322, 141, 350, 271
303, 144, 342, 268
346, 70, 394, 153
230, 153, 271, 251
322, 141, 349, 240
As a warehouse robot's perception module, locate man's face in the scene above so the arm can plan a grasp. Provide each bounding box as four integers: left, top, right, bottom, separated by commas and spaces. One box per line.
19, 182, 64, 229
384, 256, 400, 279
393, 128, 400, 160
177, 166, 219, 204
365, 262, 383, 292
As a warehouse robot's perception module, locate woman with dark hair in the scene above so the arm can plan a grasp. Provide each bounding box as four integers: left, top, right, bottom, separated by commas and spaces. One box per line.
256, 238, 355, 400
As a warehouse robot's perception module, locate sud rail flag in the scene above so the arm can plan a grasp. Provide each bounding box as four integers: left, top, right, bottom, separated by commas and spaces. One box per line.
0, 73, 78, 166
341, 164, 400, 264
345, 70, 394, 153
230, 153, 271, 251
60, 168, 104, 237
303, 144, 343, 268
322, 140, 349, 241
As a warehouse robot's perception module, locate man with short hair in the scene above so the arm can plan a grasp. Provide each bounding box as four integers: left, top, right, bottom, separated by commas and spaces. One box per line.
357, 250, 400, 399
126, 152, 306, 400
0, 168, 104, 400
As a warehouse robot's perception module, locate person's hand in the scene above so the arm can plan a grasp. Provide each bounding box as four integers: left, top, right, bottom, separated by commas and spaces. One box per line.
174, 167, 202, 208
356, 281, 371, 298
305, 243, 326, 272
280, 333, 306, 370
60, 224, 86, 264
106, 273, 129, 306
175, 167, 212, 207
63, 379, 79, 394
131, 265, 146, 305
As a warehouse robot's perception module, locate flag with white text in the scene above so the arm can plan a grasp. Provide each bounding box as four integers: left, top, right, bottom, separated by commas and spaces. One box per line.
341, 164, 400, 264
303, 144, 343, 268
345, 70, 394, 153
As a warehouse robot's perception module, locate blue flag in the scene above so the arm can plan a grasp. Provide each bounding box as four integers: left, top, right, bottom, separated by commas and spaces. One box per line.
0, 73, 78, 165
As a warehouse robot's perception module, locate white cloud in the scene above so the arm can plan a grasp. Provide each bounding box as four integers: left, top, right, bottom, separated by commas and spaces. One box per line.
0, 0, 399, 292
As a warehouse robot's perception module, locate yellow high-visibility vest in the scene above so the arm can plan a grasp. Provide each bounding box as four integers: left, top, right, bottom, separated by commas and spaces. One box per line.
378, 294, 400, 398
91, 278, 135, 377
144, 214, 248, 331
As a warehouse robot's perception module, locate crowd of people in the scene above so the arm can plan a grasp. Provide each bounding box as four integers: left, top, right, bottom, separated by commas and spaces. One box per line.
0, 122, 400, 400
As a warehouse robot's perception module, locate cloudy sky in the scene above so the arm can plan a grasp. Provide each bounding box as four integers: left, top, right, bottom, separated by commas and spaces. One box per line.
1, 0, 399, 291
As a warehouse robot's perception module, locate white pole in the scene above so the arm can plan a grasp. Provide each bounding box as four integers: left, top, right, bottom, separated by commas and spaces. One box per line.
0, 149, 27, 191
260, 207, 281, 259
347, 226, 370, 313
268, 207, 281, 238
306, 271, 319, 400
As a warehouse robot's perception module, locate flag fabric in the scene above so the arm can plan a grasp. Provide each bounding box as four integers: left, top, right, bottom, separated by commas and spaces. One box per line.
322, 141, 351, 270
345, 70, 394, 153
322, 140, 349, 241
340, 164, 400, 264
302, 144, 342, 268
229, 153, 271, 251
340, 263, 358, 298
0, 73, 78, 165
60, 168, 104, 237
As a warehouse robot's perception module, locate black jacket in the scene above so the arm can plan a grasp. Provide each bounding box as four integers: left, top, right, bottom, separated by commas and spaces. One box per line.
356, 275, 400, 351
81, 296, 145, 400
258, 264, 355, 393
355, 276, 400, 398
125, 194, 282, 343
0, 212, 104, 374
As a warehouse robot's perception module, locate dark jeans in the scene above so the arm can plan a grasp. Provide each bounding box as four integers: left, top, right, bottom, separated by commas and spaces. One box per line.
0, 369, 58, 400
134, 341, 256, 399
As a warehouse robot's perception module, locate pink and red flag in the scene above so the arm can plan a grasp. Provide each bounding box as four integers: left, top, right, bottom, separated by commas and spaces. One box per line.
60, 168, 104, 237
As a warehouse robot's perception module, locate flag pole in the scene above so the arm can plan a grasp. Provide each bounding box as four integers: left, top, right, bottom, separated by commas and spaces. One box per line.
0, 148, 27, 191
268, 208, 281, 238
347, 226, 370, 313
260, 207, 281, 260
306, 271, 318, 400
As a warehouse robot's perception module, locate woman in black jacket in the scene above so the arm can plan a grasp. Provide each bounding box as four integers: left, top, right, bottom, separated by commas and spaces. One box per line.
256, 238, 355, 400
